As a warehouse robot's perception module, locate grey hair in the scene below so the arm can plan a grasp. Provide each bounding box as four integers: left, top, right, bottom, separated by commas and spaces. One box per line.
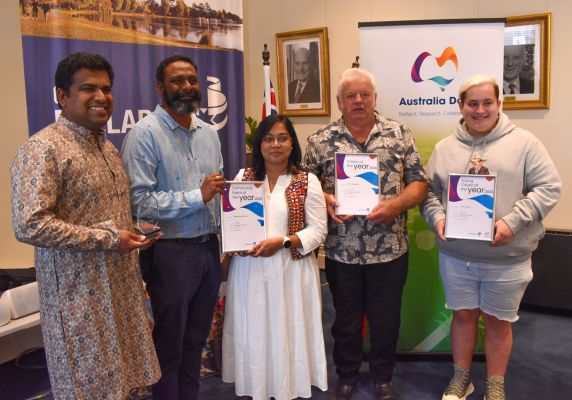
337, 67, 377, 97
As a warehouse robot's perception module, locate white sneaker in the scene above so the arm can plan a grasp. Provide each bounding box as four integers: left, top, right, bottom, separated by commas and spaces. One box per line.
442, 364, 474, 400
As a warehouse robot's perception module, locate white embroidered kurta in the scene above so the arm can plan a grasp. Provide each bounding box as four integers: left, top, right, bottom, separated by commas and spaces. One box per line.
11, 117, 160, 399
222, 171, 328, 400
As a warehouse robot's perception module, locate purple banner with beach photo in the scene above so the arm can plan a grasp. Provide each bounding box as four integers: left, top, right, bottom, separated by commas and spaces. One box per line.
18, 0, 245, 179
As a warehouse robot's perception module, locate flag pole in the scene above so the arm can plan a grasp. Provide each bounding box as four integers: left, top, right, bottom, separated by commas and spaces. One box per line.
352, 56, 360, 68
262, 44, 271, 118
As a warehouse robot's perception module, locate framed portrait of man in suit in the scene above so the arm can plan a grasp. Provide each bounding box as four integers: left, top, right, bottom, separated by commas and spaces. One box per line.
276, 27, 330, 116
503, 13, 551, 110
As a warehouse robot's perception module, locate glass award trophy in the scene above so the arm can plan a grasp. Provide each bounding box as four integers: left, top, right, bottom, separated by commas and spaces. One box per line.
136, 192, 161, 237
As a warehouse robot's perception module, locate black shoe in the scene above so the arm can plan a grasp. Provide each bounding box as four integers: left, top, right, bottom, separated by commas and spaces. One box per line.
329, 382, 356, 400
374, 382, 399, 400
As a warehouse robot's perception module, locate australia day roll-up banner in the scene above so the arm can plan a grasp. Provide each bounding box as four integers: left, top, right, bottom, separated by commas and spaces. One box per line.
359, 19, 505, 353
19, 0, 245, 179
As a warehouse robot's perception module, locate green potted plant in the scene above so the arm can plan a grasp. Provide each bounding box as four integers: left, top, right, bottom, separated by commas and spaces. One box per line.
245, 116, 258, 166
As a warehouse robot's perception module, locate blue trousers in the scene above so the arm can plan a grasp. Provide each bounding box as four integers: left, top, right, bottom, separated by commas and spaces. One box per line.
141, 237, 221, 400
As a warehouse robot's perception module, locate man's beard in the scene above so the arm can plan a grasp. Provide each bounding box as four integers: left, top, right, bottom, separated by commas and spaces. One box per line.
163, 88, 201, 115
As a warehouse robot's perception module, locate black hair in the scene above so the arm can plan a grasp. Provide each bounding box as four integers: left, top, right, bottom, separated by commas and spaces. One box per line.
55, 52, 114, 95
156, 54, 198, 84
251, 114, 302, 181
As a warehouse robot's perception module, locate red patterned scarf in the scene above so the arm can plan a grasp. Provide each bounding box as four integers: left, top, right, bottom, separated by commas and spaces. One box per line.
242, 167, 308, 260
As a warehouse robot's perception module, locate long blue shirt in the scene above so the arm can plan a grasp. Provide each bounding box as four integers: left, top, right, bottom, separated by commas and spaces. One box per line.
121, 105, 223, 238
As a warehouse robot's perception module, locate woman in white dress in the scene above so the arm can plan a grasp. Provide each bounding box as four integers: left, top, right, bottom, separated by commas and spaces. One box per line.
222, 114, 328, 400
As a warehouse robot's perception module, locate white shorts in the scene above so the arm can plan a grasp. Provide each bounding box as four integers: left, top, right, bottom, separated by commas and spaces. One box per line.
439, 252, 533, 322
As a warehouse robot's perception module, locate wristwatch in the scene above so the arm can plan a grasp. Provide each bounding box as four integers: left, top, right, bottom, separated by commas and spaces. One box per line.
282, 236, 292, 249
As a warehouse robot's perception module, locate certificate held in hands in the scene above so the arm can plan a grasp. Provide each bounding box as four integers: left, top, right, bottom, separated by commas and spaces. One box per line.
335, 153, 380, 215
445, 174, 496, 241
221, 181, 266, 252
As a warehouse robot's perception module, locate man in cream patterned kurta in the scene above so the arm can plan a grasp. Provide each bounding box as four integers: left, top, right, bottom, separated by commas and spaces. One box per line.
11, 53, 160, 399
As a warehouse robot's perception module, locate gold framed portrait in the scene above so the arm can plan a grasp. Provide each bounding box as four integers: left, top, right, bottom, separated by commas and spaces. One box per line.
503, 13, 551, 110
276, 27, 330, 116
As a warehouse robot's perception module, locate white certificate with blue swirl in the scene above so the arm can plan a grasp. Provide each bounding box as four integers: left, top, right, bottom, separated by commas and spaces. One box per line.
221, 181, 266, 252
334, 152, 380, 215
445, 174, 496, 241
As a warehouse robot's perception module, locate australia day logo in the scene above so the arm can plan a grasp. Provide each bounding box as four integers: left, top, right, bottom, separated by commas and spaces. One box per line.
411, 47, 458, 92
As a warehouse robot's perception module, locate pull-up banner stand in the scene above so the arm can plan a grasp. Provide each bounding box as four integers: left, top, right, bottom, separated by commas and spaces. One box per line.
19, 1, 246, 179
359, 18, 505, 353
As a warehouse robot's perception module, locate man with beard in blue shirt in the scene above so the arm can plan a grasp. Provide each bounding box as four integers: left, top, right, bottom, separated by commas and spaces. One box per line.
122, 55, 225, 400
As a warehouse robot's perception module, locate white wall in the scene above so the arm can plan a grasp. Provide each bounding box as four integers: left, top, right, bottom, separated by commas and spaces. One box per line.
243, 0, 571, 231
1, 0, 570, 268
1, 1, 33, 268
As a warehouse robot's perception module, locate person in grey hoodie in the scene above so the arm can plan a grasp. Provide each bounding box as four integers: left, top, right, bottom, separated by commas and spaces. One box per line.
421, 75, 561, 400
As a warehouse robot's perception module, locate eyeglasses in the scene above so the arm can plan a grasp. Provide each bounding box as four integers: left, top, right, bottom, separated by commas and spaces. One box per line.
261, 135, 291, 144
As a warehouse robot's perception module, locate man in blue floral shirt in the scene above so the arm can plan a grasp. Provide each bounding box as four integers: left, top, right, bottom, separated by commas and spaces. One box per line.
303, 67, 427, 400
